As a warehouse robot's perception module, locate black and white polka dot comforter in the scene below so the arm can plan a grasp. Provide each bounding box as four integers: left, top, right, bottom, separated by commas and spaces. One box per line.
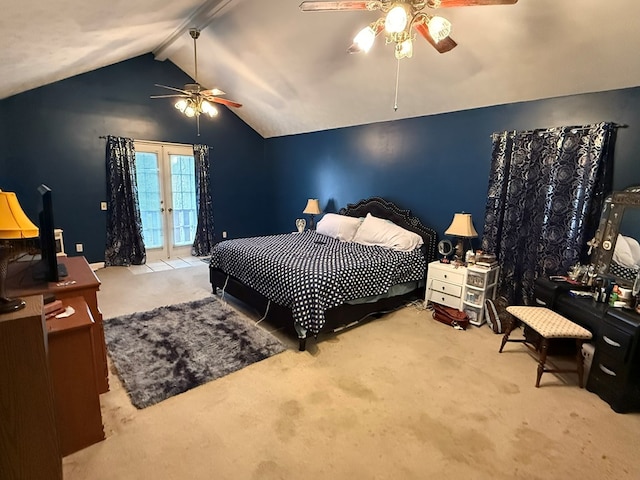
210, 230, 427, 335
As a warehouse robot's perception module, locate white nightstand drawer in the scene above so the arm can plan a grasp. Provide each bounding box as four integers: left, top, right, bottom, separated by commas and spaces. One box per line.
431, 279, 463, 298
429, 267, 465, 285
428, 290, 462, 309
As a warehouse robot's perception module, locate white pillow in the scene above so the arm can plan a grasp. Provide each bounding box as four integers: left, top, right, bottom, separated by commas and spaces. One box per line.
628, 235, 640, 266
614, 234, 640, 268
351, 213, 423, 252
613, 234, 636, 268
316, 213, 363, 242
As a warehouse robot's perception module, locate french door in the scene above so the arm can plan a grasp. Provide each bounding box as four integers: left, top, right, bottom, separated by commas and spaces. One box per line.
134, 141, 197, 261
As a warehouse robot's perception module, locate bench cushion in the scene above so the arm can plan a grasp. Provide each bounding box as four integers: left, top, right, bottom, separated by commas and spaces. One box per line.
506, 306, 592, 340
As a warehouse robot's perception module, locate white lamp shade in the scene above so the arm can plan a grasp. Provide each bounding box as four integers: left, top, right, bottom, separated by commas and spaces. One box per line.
444, 213, 478, 238
303, 199, 322, 215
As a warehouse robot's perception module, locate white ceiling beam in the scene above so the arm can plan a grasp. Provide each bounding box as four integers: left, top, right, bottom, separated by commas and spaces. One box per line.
153, 0, 238, 61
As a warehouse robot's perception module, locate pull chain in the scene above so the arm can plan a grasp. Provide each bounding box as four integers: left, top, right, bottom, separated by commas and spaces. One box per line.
394, 58, 401, 111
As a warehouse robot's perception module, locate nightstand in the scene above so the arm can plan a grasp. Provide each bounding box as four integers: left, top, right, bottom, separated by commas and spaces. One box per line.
425, 261, 500, 327
425, 261, 467, 310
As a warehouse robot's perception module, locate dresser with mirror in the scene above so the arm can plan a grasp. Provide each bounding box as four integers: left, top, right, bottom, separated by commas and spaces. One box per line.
535, 185, 640, 413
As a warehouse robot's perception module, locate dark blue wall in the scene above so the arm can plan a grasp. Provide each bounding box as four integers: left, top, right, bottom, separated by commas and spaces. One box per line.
0, 54, 268, 262
266, 88, 640, 249
2, 52, 640, 262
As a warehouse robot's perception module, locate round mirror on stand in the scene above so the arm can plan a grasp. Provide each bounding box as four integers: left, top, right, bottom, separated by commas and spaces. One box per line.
437, 239, 453, 263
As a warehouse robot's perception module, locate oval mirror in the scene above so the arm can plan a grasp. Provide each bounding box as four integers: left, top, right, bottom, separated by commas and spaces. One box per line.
438, 239, 453, 259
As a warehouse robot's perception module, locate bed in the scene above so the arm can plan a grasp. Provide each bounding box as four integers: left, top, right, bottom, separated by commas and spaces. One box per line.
209, 197, 437, 350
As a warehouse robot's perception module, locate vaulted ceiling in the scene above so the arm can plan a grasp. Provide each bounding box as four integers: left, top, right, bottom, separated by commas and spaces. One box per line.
2, 0, 640, 138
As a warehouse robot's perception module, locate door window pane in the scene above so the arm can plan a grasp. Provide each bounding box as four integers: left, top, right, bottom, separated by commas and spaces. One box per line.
135, 152, 164, 249
170, 154, 197, 247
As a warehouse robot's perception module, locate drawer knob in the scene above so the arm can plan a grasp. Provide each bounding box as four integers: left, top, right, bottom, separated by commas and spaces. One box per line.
603, 335, 621, 348
444, 274, 448, 278
598, 364, 617, 377
441, 286, 445, 291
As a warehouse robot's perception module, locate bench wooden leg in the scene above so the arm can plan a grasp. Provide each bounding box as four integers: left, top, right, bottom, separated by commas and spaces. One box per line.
536, 338, 549, 388
499, 317, 520, 353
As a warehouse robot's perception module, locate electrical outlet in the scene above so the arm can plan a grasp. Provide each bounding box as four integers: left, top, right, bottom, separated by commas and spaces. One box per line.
222, 231, 227, 239
100, 202, 108, 211
76, 243, 83, 253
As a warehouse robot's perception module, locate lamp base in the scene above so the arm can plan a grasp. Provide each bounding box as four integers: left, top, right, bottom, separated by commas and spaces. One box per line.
453, 238, 466, 265
0, 296, 26, 314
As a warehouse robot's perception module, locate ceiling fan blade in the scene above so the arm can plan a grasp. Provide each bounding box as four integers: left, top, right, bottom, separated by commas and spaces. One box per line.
436, 0, 517, 6
154, 84, 191, 95
150, 94, 189, 99
299, 1, 380, 12
414, 22, 457, 53
201, 88, 226, 97
209, 97, 242, 108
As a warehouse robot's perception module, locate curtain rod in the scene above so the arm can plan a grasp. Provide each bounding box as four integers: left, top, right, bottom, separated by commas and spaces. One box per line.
98, 136, 199, 149
490, 123, 628, 138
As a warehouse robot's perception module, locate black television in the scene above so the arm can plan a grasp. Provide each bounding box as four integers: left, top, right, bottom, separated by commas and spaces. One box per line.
35, 184, 67, 282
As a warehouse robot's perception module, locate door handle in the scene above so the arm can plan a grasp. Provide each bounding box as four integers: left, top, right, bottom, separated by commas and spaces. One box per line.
168, 208, 173, 213
160, 207, 165, 213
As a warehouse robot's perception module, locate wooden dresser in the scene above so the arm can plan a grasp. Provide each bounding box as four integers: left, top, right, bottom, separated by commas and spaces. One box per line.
6, 255, 109, 393
47, 296, 105, 455
0, 296, 63, 479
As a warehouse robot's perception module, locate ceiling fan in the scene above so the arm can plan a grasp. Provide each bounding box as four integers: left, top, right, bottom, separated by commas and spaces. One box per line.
151, 28, 242, 136
299, 0, 519, 58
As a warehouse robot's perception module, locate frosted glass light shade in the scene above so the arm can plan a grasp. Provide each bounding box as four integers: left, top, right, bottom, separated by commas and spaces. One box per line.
353, 26, 376, 53
428, 16, 452, 43
385, 5, 408, 34
395, 39, 413, 59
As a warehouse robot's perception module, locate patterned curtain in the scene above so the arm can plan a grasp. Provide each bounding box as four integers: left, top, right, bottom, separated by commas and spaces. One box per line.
482, 122, 616, 305
104, 136, 146, 266
191, 144, 215, 256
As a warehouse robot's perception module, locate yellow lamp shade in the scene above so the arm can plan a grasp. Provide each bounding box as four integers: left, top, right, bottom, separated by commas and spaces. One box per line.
0, 190, 39, 239
444, 213, 478, 238
303, 198, 322, 215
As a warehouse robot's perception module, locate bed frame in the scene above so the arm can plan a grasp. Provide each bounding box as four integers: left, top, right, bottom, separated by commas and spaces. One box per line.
209, 197, 437, 351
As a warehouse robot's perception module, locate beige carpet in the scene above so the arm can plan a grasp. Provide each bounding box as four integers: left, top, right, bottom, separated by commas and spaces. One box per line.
62, 263, 640, 479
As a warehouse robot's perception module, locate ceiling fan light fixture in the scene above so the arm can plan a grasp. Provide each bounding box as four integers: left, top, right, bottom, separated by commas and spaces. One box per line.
201, 100, 218, 117
184, 102, 197, 118
353, 25, 377, 53
385, 5, 408, 34
175, 99, 188, 112
395, 38, 413, 59
427, 15, 452, 43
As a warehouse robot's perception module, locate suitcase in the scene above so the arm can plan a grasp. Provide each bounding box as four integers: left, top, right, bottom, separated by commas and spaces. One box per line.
432, 303, 469, 330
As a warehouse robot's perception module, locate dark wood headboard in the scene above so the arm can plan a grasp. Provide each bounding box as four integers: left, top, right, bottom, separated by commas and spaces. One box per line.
339, 197, 437, 263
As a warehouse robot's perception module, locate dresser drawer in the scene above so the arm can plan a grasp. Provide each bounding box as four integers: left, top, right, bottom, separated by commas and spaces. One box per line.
431, 279, 463, 298
429, 267, 465, 285
428, 290, 461, 309
588, 353, 626, 394
597, 323, 633, 362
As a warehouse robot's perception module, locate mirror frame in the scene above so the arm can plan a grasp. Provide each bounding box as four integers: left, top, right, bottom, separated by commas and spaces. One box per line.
591, 186, 640, 286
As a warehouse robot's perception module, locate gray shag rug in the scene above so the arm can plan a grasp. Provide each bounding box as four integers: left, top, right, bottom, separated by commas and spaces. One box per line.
103, 296, 286, 409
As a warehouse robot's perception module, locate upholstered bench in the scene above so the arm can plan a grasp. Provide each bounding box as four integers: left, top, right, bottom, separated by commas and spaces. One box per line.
499, 306, 593, 388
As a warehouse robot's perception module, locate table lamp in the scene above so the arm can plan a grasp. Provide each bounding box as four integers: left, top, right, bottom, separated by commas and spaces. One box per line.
444, 212, 478, 265
303, 198, 322, 230
0, 190, 39, 313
